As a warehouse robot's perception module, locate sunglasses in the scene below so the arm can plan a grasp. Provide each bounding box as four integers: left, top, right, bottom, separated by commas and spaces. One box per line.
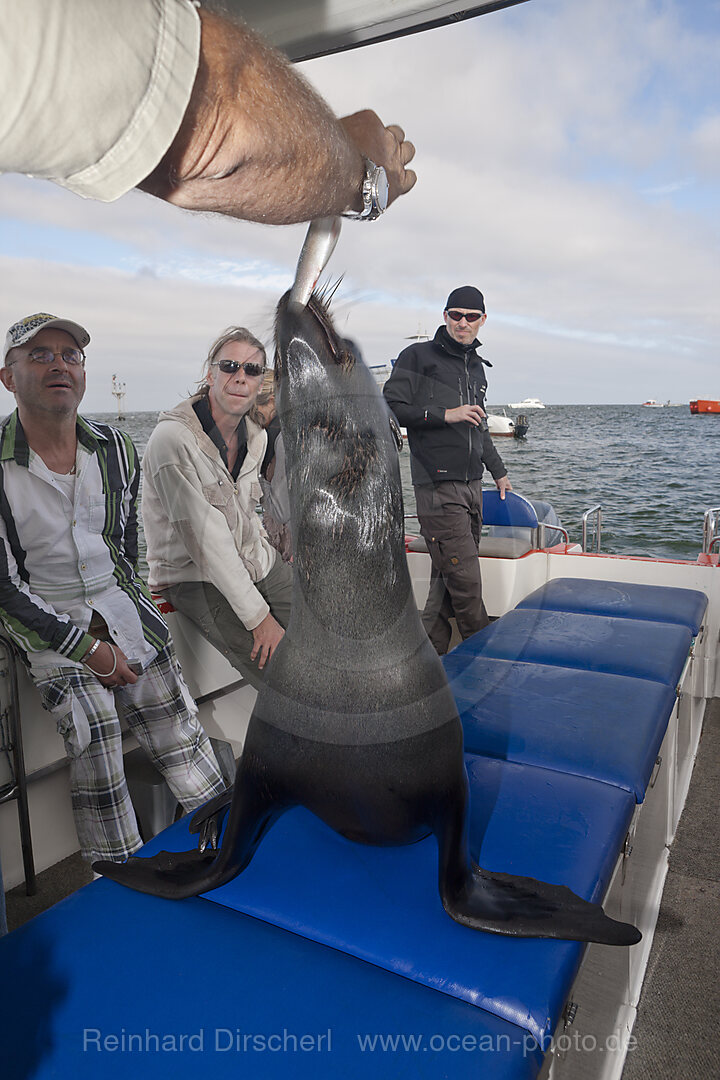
212, 358, 265, 378
27, 347, 85, 366
446, 310, 483, 323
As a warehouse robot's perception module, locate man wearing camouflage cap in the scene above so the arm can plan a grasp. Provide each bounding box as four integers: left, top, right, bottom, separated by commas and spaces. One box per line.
0, 313, 226, 867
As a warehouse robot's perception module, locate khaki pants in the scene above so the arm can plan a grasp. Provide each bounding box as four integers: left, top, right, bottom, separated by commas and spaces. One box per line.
415, 479, 489, 655
161, 557, 293, 691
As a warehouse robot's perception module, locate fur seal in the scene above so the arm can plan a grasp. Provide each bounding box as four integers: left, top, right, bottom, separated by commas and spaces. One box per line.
95, 294, 640, 946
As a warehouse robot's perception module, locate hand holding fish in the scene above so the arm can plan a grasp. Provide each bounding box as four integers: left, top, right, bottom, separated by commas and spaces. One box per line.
340, 110, 417, 209
140, 9, 416, 224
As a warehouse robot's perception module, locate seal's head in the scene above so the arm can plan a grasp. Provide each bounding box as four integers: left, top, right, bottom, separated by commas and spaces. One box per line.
273, 290, 394, 474
274, 290, 407, 629
275, 291, 357, 409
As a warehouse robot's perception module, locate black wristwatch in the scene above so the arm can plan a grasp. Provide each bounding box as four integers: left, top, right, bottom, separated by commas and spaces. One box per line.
343, 157, 389, 221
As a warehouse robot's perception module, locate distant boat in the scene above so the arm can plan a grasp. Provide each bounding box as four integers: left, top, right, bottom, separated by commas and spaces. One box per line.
642, 399, 666, 408
508, 397, 545, 409
487, 410, 529, 439
689, 399, 720, 414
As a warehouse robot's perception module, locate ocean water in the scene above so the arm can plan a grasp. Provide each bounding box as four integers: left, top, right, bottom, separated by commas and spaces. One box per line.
91, 404, 718, 565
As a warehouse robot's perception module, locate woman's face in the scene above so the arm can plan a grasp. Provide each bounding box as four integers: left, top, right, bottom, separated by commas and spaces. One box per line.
206, 340, 265, 422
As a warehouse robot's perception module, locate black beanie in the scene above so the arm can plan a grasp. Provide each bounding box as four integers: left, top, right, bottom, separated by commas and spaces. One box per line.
445, 286, 485, 313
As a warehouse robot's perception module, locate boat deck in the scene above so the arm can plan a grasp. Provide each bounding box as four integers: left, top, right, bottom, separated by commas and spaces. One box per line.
4, 701, 718, 1079
3, 552, 718, 1079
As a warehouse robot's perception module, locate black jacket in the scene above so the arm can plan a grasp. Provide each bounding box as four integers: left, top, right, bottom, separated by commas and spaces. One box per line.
383, 326, 507, 487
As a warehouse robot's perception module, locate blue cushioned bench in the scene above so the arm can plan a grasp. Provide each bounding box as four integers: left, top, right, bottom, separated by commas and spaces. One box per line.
1, 576, 707, 1080
449, 608, 692, 687
443, 657, 676, 800
517, 577, 707, 634
0, 882, 544, 1080
133, 756, 634, 1049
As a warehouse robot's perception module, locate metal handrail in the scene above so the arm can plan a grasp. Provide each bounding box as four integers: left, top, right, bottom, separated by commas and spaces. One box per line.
0, 635, 37, 895
702, 507, 720, 555
581, 505, 603, 553
404, 515, 571, 550
710, 536, 720, 554
537, 523, 570, 548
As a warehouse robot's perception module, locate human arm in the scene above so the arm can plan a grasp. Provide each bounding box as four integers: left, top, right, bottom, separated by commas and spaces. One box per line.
0, 519, 140, 682
80, 639, 139, 688
0, 0, 201, 201
250, 612, 284, 670
445, 404, 487, 425
0, 527, 93, 662
139, 9, 416, 223
0, 0, 415, 221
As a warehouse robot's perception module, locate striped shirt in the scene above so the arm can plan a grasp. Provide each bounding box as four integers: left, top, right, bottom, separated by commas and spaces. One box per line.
0, 412, 168, 675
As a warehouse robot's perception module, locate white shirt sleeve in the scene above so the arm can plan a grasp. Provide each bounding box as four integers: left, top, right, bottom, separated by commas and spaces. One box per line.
0, 0, 201, 201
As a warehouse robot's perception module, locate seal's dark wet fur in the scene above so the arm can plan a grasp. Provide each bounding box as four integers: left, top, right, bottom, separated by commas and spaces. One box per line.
95, 294, 640, 946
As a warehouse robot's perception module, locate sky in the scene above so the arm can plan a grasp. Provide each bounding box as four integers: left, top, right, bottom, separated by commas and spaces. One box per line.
1, 0, 719, 412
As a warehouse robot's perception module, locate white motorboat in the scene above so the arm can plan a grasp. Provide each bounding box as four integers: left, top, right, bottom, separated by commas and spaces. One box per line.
509, 397, 546, 409
3, 493, 719, 1080
486, 410, 529, 438
1, 7, 717, 1080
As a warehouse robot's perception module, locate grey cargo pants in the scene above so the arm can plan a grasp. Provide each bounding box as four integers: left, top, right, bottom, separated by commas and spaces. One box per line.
415, 479, 489, 655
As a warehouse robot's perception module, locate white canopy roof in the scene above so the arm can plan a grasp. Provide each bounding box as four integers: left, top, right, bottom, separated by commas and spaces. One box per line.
231, 1, 530, 60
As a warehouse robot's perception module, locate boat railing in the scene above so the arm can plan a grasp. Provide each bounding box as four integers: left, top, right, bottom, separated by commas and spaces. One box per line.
403, 514, 571, 550
537, 522, 570, 547
581, 505, 603, 553
0, 635, 37, 895
702, 507, 720, 555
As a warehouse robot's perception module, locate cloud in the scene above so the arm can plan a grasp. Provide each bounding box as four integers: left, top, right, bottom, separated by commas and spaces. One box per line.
690, 112, 720, 175
1, 0, 718, 405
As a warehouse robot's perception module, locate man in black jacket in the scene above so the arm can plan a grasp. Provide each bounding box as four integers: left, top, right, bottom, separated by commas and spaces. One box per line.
383, 286, 511, 653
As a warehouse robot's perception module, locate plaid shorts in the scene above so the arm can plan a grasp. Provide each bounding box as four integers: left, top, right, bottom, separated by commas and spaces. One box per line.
34, 643, 226, 864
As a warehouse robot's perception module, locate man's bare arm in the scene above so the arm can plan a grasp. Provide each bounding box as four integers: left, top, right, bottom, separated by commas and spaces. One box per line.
139, 9, 416, 224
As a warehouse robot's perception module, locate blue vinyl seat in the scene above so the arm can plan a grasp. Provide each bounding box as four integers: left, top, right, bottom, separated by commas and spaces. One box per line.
442, 654, 676, 801
0, 882, 544, 1080
448, 608, 692, 688
132, 754, 636, 1049
406, 489, 542, 559
481, 489, 539, 529
516, 577, 707, 635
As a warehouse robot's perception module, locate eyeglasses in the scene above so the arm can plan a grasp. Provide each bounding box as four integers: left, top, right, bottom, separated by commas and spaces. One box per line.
212, 358, 265, 378
27, 347, 85, 366
446, 310, 483, 323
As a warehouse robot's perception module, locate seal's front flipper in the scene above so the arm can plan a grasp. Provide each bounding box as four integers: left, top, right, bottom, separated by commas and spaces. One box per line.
188, 787, 234, 851
94, 760, 289, 900
442, 865, 641, 946
93, 847, 229, 900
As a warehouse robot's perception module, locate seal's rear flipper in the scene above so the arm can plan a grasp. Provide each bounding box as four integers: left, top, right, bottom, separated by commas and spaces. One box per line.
92, 847, 235, 900
443, 865, 641, 946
